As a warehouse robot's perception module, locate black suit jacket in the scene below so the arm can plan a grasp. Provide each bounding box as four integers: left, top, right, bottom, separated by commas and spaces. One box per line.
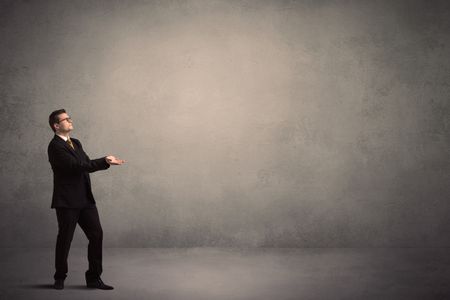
48, 135, 110, 209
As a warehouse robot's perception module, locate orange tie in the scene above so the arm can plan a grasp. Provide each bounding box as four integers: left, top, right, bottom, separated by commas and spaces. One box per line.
67, 138, 75, 150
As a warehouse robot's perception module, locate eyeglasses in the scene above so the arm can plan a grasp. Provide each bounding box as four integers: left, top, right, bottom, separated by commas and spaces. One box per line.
58, 117, 72, 123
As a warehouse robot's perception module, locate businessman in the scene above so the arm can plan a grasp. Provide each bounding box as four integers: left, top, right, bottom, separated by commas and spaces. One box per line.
47, 109, 125, 290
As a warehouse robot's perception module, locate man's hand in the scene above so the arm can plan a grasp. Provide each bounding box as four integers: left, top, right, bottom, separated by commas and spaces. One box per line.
106, 155, 125, 165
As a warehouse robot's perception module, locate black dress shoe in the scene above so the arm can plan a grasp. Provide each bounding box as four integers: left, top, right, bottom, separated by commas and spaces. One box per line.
54, 279, 64, 290
86, 278, 114, 290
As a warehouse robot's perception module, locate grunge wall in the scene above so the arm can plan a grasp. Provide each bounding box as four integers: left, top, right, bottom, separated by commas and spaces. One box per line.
1, 0, 449, 247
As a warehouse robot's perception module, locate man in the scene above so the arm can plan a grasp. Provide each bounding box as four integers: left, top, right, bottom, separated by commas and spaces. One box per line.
47, 109, 125, 290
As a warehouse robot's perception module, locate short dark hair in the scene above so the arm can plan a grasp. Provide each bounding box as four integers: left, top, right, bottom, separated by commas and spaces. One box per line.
49, 109, 66, 132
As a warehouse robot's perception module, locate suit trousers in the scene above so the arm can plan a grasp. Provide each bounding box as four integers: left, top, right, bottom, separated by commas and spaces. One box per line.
54, 205, 103, 281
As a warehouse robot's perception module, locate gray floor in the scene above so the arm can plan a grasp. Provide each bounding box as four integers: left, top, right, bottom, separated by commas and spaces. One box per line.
1, 247, 450, 300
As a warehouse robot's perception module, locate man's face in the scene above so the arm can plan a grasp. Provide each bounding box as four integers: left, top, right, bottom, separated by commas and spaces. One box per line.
54, 112, 73, 133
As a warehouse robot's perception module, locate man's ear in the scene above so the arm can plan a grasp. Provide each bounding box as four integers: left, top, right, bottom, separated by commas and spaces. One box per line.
54, 123, 59, 131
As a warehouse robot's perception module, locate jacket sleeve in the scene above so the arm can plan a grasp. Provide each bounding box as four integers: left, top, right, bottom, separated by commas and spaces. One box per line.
48, 141, 110, 173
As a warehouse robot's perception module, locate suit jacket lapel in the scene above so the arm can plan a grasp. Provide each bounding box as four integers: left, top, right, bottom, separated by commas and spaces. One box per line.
54, 135, 78, 158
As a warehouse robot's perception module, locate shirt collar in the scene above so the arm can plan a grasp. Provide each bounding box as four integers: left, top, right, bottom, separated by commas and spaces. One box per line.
56, 134, 70, 142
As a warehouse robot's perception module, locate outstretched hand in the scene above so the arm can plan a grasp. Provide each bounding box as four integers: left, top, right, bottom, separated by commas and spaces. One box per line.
106, 155, 125, 165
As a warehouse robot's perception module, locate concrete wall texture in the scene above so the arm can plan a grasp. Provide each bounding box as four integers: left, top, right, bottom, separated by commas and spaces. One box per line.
0, 0, 449, 247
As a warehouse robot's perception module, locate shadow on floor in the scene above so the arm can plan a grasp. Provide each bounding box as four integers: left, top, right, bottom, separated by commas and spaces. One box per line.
20, 284, 90, 290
